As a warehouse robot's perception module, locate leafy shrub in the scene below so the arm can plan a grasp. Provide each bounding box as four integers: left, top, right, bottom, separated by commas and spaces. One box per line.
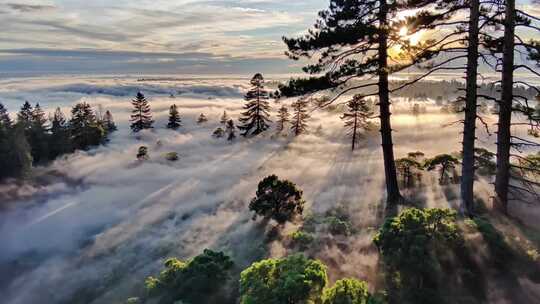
145, 249, 233, 303
323, 278, 378, 304
290, 230, 314, 249
325, 216, 352, 236
137, 146, 149, 160
373, 208, 461, 303
249, 175, 305, 224
164, 152, 179, 161
239, 254, 327, 304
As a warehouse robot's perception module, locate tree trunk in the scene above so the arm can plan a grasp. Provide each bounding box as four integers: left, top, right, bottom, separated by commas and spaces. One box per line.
494, 0, 515, 215
460, 0, 480, 216
378, 0, 402, 205
352, 113, 358, 151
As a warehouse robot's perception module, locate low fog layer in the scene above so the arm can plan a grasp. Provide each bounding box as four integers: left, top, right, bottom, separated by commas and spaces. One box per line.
0, 76, 536, 304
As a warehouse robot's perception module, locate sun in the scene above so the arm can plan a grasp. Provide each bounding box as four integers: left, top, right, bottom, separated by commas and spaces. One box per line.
399, 26, 408, 37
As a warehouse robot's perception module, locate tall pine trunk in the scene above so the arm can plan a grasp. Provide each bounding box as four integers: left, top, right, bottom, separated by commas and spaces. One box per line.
460, 0, 480, 216
378, 0, 402, 205
352, 113, 358, 151
494, 0, 515, 215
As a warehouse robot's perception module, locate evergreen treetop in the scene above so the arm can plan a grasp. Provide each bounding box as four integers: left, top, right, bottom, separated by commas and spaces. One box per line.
238, 73, 271, 137
130, 92, 154, 132
0, 103, 12, 129
167, 104, 182, 130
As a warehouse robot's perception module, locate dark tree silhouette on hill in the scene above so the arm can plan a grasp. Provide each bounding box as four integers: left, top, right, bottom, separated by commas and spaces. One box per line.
17, 101, 33, 130
49, 107, 73, 159
0, 103, 12, 129
220, 111, 229, 125
226, 119, 236, 141
276, 105, 290, 133
197, 113, 208, 124
69, 102, 105, 150
291, 97, 310, 136
102, 110, 117, 133
28, 103, 49, 164
341, 95, 374, 151
167, 104, 182, 130
238, 73, 271, 137
130, 92, 154, 132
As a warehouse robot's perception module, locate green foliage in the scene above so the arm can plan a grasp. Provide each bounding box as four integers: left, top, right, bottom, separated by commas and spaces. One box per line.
326, 216, 352, 236
469, 218, 513, 266
145, 249, 234, 304
290, 230, 314, 249
473, 148, 496, 176
374, 208, 461, 303
323, 278, 376, 304
239, 254, 328, 304
249, 175, 305, 224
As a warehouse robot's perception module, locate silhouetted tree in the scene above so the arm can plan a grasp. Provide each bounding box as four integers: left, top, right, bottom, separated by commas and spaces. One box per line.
220, 111, 229, 125
28, 103, 50, 163
225, 119, 236, 141
279, 0, 441, 204
167, 104, 182, 130
197, 113, 208, 124
213, 127, 225, 138
49, 107, 73, 159
249, 175, 305, 224
276, 105, 290, 133
494, 0, 540, 213
130, 92, 154, 132
396, 157, 424, 189
0, 103, 12, 129
425, 154, 460, 185
137, 146, 149, 160
291, 97, 309, 136
341, 95, 374, 151
102, 110, 117, 133
69, 102, 105, 150
17, 101, 33, 130
0, 125, 32, 180
238, 73, 271, 137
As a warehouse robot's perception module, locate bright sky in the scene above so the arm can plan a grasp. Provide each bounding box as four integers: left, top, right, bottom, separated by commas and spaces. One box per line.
0, 0, 538, 76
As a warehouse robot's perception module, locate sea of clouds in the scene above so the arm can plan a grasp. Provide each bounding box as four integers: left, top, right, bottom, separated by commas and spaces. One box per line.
0, 76, 537, 304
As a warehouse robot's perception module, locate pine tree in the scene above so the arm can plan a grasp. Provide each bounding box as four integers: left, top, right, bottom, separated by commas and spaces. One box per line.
102, 110, 117, 133
0, 103, 12, 129
493, 0, 540, 213
220, 111, 229, 125
226, 119, 236, 141
280, 0, 438, 204
130, 92, 154, 132
341, 95, 374, 151
0, 125, 32, 180
197, 113, 208, 124
49, 107, 73, 159
238, 73, 271, 137
17, 101, 33, 130
276, 105, 290, 133
28, 103, 50, 163
69, 102, 105, 150
290, 97, 310, 136
167, 104, 182, 130
213, 127, 225, 138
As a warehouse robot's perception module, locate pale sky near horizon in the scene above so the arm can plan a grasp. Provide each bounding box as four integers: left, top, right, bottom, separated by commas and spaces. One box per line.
0, 0, 538, 76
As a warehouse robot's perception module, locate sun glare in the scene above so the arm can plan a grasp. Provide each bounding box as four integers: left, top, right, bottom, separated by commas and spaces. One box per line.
399, 26, 408, 37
